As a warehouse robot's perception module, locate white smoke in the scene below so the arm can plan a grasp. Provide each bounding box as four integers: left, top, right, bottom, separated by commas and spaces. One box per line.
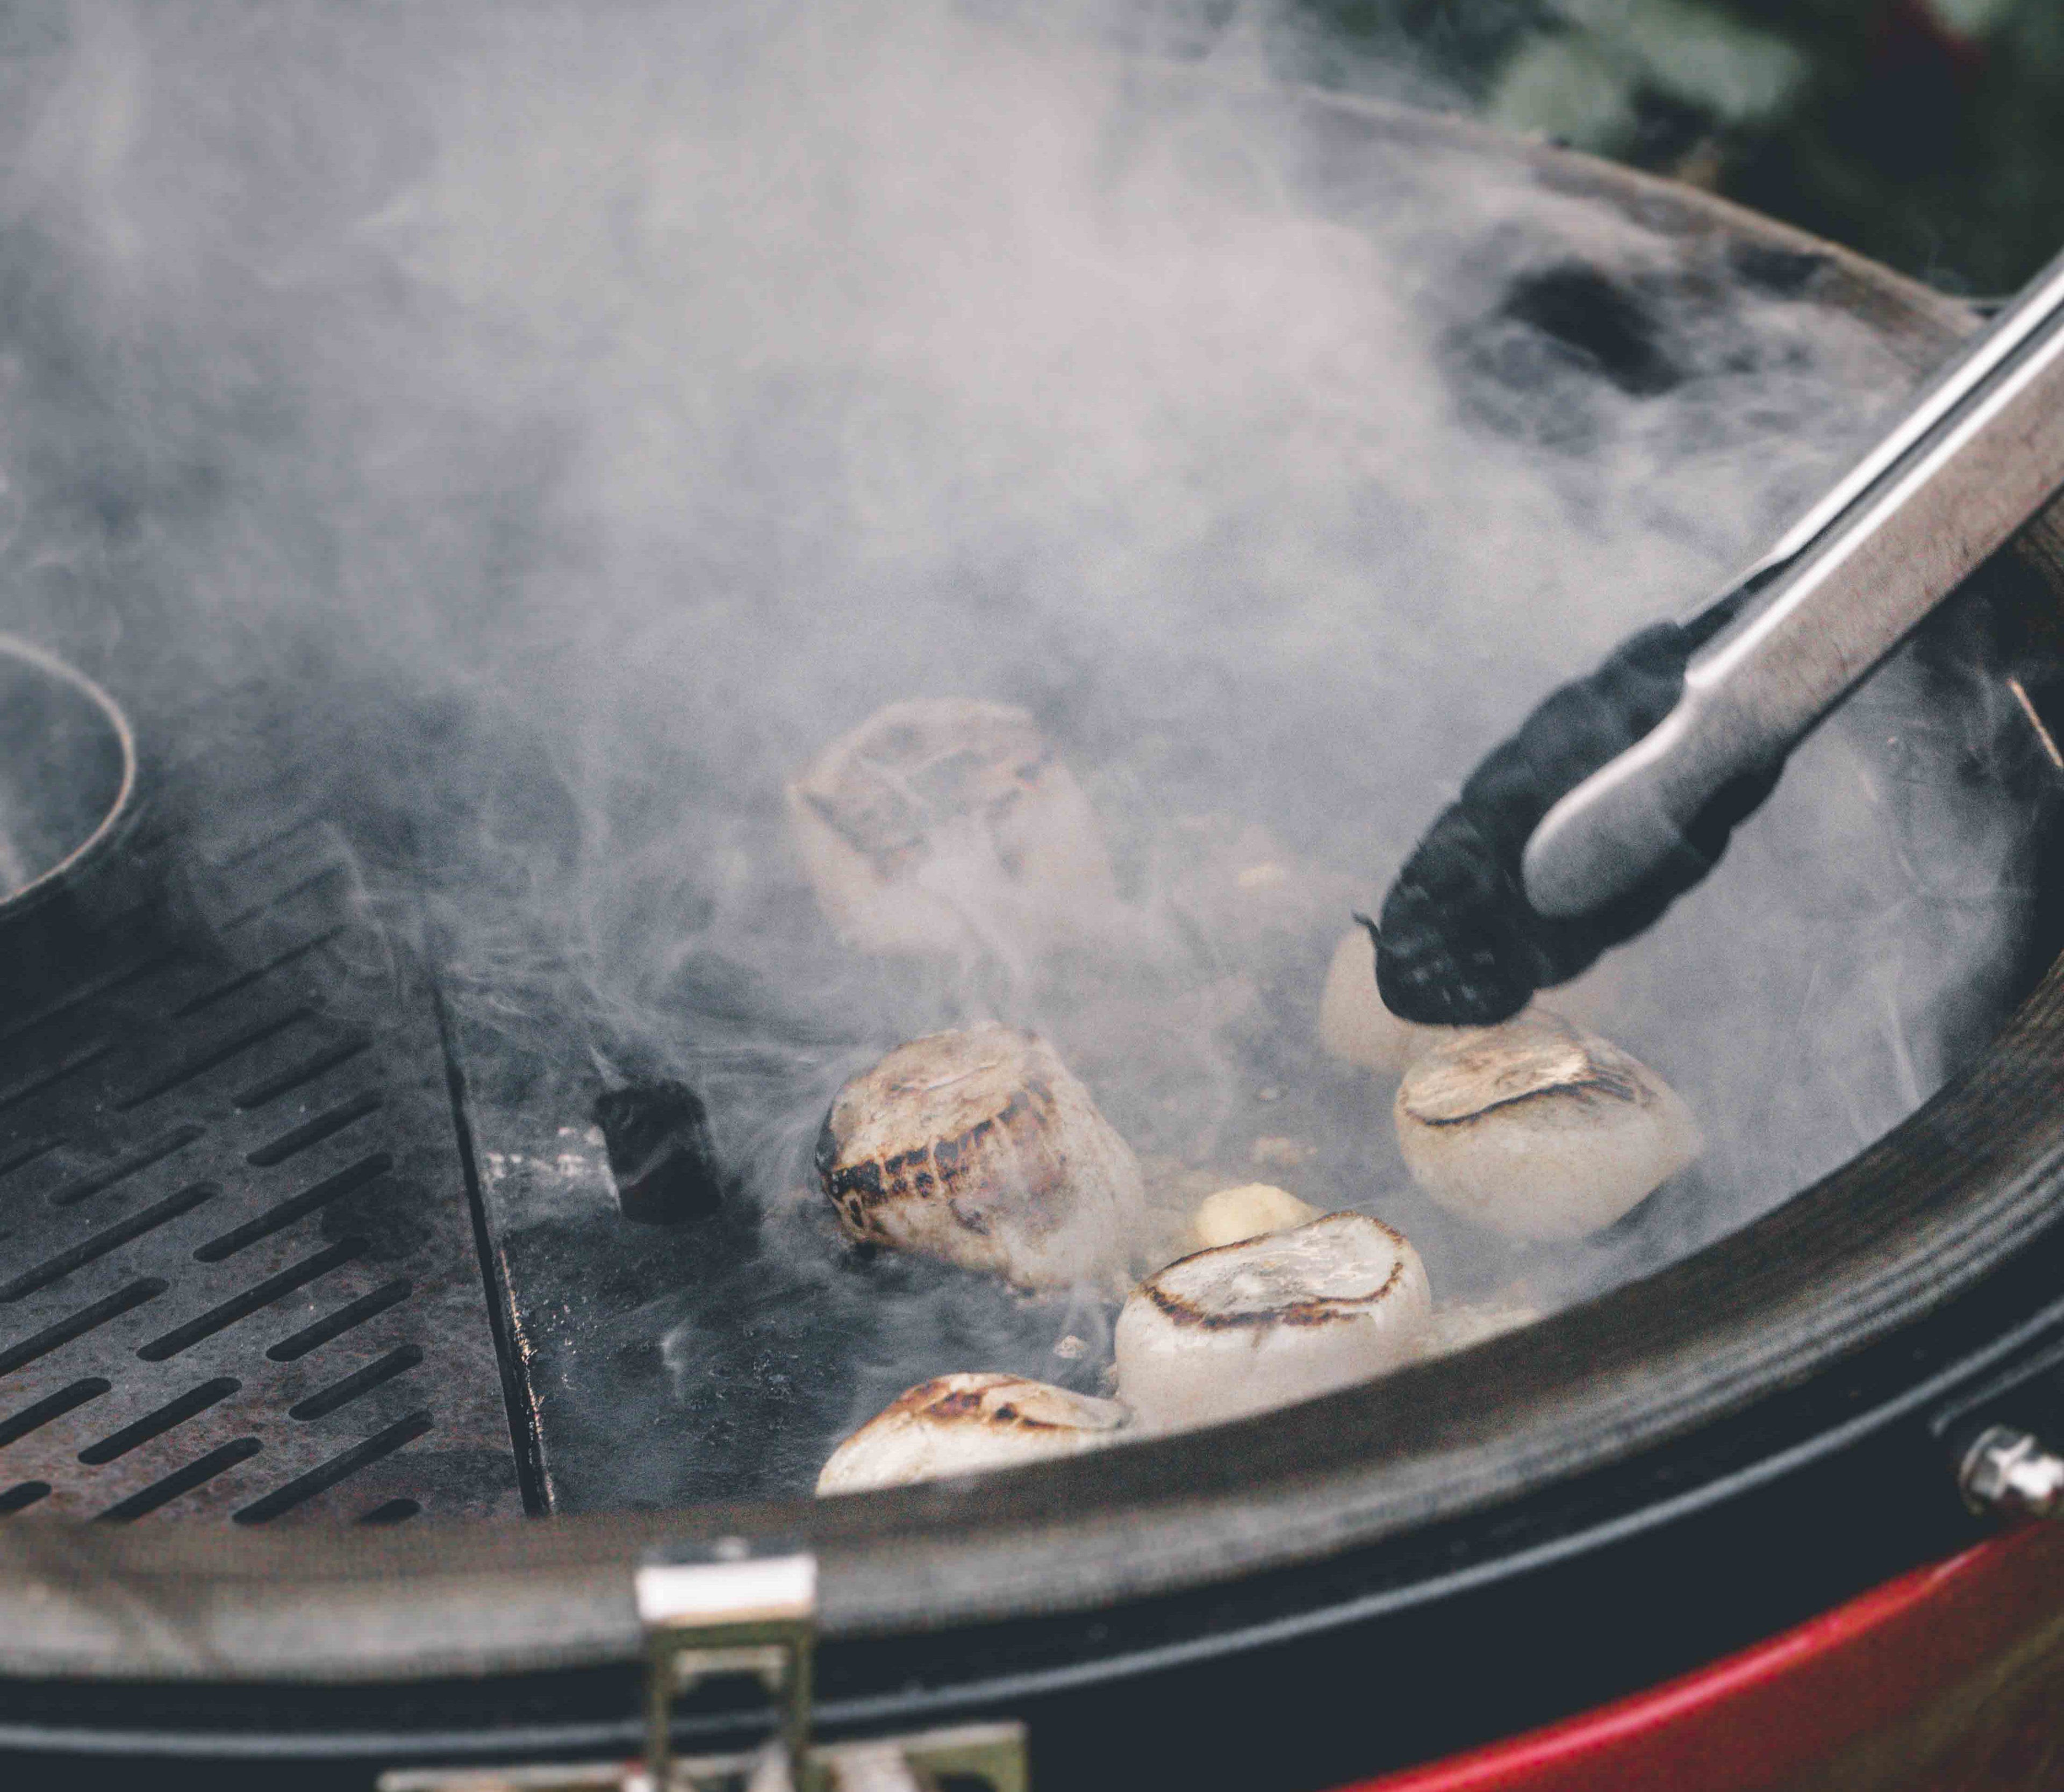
0, 0, 2040, 1483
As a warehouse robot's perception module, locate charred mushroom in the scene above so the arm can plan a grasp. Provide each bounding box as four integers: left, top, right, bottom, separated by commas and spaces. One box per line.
1114, 1212, 1432, 1432
786, 697, 1121, 960
1394, 1010, 1698, 1240
815, 1372, 1129, 1494
816, 1023, 1146, 1292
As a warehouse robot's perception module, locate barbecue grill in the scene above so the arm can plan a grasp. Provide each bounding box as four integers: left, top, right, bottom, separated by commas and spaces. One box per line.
5, 84, 2064, 1792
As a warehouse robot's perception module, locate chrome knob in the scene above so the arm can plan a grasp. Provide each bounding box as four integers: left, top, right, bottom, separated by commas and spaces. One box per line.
1959, 1425, 2064, 1520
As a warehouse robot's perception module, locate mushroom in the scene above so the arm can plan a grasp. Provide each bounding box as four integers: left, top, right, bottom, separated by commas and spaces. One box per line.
1114, 1212, 1433, 1433
816, 1023, 1146, 1292
1318, 924, 1455, 1074
1394, 1010, 1698, 1241
786, 697, 1121, 960
1190, 1182, 1318, 1250
815, 1372, 1129, 1495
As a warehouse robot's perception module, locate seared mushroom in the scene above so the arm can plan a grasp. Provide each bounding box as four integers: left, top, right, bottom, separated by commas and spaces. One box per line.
786, 697, 1121, 960
1114, 1212, 1432, 1432
816, 1023, 1145, 1292
1318, 925, 1454, 1074
1190, 1182, 1318, 1250
1394, 1010, 1698, 1241
815, 1372, 1129, 1495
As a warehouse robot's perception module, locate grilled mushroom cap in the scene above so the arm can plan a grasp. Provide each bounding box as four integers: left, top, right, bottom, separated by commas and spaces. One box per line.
1114, 1212, 1432, 1433
1318, 928, 1456, 1074
1394, 1010, 1698, 1241
815, 1372, 1130, 1495
786, 697, 1121, 959
816, 1023, 1146, 1291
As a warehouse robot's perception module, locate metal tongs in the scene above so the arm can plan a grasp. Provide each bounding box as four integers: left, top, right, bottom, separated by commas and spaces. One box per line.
1525, 242, 2064, 919
1373, 241, 2064, 1028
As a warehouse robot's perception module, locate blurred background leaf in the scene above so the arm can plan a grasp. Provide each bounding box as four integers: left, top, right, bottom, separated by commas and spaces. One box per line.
1287, 0, 2062, 292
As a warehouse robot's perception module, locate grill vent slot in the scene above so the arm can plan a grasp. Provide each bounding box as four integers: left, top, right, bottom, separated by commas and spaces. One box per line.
0, 1378, 111, 1446
234, 1036, 372, 1112
47, 1126, 207, 1208
137, 1239, 364, 1362
245, 1092, 383, 1169
0, 1182, 219, 1302
289, 1345, 424, 1420
194, 1153, 390, 1261
99, 1438, 263, 1522
233, 1410, 432, 1525
0, 1279, 168, 1376
78, 1378, 241, 1465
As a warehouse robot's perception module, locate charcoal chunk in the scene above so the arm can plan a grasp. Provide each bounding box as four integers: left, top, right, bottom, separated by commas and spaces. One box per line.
591, 1080, 722, 1225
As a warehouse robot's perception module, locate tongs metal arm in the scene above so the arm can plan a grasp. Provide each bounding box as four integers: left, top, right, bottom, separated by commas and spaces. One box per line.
1522, 242, 2064, 921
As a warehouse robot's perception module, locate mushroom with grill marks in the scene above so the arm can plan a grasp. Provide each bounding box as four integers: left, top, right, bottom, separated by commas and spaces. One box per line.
1114, 1212, 1432, 1433
815, 1372, 1129, 1495
787, 697, 1122, 963
1394, 1010, 1698, 1241
816, 1022, 1146, 1293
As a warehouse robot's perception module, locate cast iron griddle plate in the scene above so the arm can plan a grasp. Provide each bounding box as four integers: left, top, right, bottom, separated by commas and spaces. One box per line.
0, 820, 518, 1524
453, 1027, 1099, 1513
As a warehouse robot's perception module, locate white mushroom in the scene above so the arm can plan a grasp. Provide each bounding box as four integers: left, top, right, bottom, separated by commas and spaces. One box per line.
786, 697, 1121, 960
1318, 927, 1454, 1074
1114, 1212, 1433, 1433
816, 1023, 1146, 1292
1394, 1011, 1699, 1242
1190, 1182, 1318, 1250
815, 1372, 1130, 1495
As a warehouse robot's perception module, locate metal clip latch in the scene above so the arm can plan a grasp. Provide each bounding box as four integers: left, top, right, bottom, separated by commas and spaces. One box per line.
636, 1541, 818, 1791
379, 1540, 1027, 1792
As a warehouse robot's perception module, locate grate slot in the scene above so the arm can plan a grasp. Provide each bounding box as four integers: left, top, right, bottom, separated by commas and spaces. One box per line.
47, 1126, 208, 1208
116, 1009, 313, 1112
77, 1377, 241, 1465
0, 1377, 111, 1447
1, 1181, 219, 1302
194, 1153, 390, 1262
174, 927, 349, 1020
246, 1092, 384, 1169
0, 950, 183, 1050
0, 1041, 114, 1115
219, 862, 350, 931
232, 1410, 432, 1525
97, 1437, 262, 1522
288, 1344, 424, 1421
136, 1240, 363, 1363
233, 1036, 371, 1112
0, 1481, 50, 1513
209, 813, 325, 873
0, 1138, 61, 1182
357, 1497, 421, 1525
268, 1278, 411, 1362
0, 1279, 167, 1377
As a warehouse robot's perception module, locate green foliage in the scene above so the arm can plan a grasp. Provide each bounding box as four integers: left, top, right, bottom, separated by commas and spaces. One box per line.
1296, 0, 2064, 291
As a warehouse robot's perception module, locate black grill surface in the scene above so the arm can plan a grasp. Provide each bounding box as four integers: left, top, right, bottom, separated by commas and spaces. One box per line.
0, 820, 519, 1524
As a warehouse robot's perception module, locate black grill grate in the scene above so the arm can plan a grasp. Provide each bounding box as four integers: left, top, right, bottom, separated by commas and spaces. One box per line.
0, 821, 519, 1524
